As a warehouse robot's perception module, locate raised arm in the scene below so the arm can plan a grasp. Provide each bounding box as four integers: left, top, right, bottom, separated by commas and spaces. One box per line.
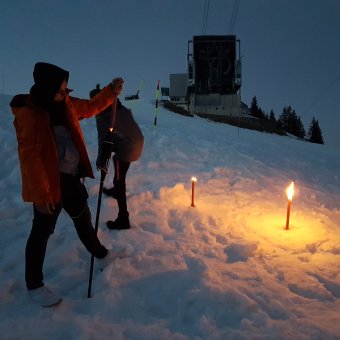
70, 78, 124, 119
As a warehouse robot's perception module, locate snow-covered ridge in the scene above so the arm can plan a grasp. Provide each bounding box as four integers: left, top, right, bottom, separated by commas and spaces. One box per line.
1, 94, 340, 339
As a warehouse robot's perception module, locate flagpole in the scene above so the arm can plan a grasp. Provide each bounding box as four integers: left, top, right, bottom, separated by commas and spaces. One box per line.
153, 80, 160, 128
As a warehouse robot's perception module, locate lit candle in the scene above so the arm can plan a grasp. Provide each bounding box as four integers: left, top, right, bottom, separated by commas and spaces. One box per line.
285, 182, 294, 230
191, 177, 197, 207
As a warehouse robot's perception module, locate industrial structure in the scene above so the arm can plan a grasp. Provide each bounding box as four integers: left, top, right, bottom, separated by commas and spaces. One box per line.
169, 35, 242, 117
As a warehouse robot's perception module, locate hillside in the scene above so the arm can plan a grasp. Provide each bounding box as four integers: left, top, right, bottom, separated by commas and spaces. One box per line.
1, 94, 340, 339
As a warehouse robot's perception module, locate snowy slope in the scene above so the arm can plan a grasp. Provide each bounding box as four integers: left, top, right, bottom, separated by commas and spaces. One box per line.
0, 93, 340, 339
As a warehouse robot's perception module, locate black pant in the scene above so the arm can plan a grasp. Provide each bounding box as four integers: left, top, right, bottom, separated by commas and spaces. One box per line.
25, 173, 107, 290
113, 157, 131, 216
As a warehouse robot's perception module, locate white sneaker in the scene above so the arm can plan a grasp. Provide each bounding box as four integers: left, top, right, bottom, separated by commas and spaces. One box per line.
97, 249, 128, 271
28, 286, 62, 307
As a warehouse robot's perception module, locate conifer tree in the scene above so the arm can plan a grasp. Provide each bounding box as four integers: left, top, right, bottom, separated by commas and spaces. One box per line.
258, 108, 265, 119
307, 117, 324, 144
278, 106, 305, 139
296, 117, 306, 139
269, 109, 276, 124
277, 106, 292, 131
250, 96, 266, 118
250, 96, 259, 117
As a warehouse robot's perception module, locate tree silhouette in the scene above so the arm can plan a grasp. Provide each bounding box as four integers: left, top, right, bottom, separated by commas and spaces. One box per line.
247, 98, 324, 144
269, 109, 276, 124
277, 106, 305, 139
250, 96, 259, 117
307, 117, 324, 144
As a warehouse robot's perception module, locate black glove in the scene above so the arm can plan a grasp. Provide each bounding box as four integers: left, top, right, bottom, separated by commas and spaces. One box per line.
106, 130, 124, 143
96, 131, 125, 172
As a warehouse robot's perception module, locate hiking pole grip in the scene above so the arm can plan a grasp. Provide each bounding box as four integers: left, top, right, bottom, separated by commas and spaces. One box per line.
96, 98, 119, 173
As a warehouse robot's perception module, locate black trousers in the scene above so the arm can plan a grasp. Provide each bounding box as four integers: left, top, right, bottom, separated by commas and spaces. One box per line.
113, 157, 131, 216
25, 173, 107, 290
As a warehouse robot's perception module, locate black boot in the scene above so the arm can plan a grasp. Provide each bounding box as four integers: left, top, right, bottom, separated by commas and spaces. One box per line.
103, 187, 117, 199
106, 212, 130, 230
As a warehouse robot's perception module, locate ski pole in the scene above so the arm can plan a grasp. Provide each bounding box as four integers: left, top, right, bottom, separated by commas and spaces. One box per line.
87, 168, 106, 298
87, 99, 118, 298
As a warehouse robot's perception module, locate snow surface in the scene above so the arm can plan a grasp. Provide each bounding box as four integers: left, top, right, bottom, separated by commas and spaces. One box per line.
0, 93, 340, 339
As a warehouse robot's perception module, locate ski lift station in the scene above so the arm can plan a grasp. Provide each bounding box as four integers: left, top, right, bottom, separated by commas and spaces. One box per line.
169, 35, 242, 117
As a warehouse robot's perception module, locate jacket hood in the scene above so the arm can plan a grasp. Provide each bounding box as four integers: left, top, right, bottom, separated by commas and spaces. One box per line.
33, 62, 69, 93
10, 94, 30, 109
30, 62, 69, 111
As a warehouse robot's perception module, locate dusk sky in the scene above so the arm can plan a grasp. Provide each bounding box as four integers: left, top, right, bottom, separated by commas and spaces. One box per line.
1, 0, 340, 148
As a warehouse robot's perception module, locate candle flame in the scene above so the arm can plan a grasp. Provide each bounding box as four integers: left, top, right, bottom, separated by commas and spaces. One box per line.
109, 128, 114, 132
191, 177, 197, 182
286, 181, 294, 201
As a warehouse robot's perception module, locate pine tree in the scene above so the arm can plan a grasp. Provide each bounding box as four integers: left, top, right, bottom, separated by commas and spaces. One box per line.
277, 106, 292, 131
278, 106, 305, 139
296, 117, 306, 139
269, 109, 276, 124
250, 96, 266, 119
250, 96, 259, 117
307, 117, 324, 144
258, 108, 265, 119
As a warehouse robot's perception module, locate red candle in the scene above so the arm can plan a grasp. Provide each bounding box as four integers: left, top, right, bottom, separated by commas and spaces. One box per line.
191, 177, 197, 207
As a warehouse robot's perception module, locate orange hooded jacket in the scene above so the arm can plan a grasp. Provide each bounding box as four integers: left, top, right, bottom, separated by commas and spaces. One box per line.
11, 84, 117, 206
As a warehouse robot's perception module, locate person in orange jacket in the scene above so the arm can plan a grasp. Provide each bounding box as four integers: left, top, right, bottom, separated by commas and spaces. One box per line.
10, 62, 124, 307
